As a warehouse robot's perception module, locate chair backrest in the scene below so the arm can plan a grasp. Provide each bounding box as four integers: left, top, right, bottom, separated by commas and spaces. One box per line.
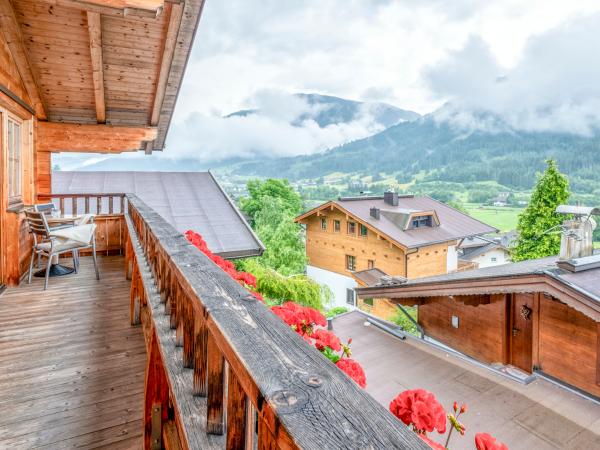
34, 203, 56, 215
25, 210, 51, 240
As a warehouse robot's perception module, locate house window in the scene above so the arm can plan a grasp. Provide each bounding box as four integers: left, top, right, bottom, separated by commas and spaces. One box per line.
411, 215, 433, 229
491, 257, 497, 263
346, 255, 356, 271
359, 224, 368, 237
368, 259, 375, 269
346, 289, 356, 306
7, 118, 22, 205
333, 220, 340, 232
320, 217, 327, 230
347, 221, 356, 234
364, 298, 374, 306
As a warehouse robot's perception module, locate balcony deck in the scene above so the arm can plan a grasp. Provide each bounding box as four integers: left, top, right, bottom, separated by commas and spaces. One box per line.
0, 255, 145, 449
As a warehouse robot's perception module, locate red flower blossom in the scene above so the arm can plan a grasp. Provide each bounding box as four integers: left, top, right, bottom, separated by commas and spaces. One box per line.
418, 433, 446, 450
475, 433, 508, 450
336, 358, 366, 388
389, 389, 446, 434
270, 302, 326, 335
312, 329, 342, 352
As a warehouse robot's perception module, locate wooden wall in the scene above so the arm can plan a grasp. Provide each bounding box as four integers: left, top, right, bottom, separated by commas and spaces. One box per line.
406, 242, 450, 279
305, 209, 406, 277
538, 294, 600, 397
304, 207, 452, 279
418, 294, 507, 364
0, 27, 36, 286
357, 297, 398, 320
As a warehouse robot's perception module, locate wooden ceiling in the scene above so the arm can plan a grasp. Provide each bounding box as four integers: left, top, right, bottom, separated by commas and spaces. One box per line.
0, 0, 204, 153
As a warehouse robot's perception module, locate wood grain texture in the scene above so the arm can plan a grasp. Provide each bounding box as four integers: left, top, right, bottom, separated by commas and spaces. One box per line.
0, 255, 145, 448
538, 294, 600, 396
0, 0, 46, 119
86, 11, 105, 123
125, 194, 428, 450
37, 121, 156, 152
418, 294, 507, 364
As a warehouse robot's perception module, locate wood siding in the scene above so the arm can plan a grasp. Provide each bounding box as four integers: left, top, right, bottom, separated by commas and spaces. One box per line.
418, 294, 507, 364
305, 209, 407, 277
304, 206, 452, 280
538, 294, 600, 397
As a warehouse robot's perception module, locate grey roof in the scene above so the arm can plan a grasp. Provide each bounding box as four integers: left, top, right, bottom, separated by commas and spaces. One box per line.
460, 242, 503, 261
52, 171, 264, 259
363, 253, 600, 302
398, 256, 559, 286
351, 268, 389, 287
334, 196, 497, 248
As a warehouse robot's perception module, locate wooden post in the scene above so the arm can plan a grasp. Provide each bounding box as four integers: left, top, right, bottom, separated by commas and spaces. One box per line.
144, 333, 169, 450
96, 196, 102, 214
532, 292, 541, 370
206, 332, 225, 435
193, 314, 208, 396
182, 299, 194, 368
130, 264, 142, 326
226, 366, 247, 450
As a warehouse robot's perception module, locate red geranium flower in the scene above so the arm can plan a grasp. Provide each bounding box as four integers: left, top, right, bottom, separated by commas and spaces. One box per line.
312, 329, 342, 352
418, 433, 446, 450
336, 358, 367, 388
475, 433, 508, 450
389, 389, 446, 434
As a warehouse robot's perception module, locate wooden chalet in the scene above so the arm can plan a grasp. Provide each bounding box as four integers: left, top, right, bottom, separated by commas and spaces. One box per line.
0, 1, 427, 448
356, 253, 600, 399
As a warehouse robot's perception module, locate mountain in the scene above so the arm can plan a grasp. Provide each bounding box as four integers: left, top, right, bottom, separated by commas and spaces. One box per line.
226, 93, 420, 128
231, 111, 600, 195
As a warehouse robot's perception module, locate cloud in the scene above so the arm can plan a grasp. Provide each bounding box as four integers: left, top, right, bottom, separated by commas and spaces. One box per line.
425, 14, 600, 135
165, 90, 389, 162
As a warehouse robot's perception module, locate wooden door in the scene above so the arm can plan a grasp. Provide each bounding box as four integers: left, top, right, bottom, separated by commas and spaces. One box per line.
510, 293, 534, 372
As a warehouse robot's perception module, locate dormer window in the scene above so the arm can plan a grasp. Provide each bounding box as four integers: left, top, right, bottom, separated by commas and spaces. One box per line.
411, 215, 433, 229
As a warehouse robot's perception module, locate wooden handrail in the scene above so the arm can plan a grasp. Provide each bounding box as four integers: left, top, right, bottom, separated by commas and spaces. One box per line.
37, 193, 127, 215
124, 194, 426, 450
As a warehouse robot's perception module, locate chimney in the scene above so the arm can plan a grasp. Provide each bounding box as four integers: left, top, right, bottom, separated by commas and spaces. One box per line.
370, 207, 380, 220
556, 205, 597, 260
383, 191, 399, 206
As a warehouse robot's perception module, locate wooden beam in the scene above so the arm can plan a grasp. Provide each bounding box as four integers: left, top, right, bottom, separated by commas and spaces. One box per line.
145, 1, 182, 154
86, 12, 106, 124
37, 122, 157, 153
74, 0, 164, 12
0, 0, 46, 119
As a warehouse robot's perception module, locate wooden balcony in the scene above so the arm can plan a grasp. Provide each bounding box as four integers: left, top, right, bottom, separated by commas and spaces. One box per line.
0, 194, 426, 450
0, 255, 145, 449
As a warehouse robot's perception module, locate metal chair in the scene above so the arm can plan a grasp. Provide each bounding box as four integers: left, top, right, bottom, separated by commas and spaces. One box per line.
25, 210, 100, 290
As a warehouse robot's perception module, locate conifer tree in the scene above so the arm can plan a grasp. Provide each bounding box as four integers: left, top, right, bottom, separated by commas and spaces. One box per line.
512, 160, 570, 261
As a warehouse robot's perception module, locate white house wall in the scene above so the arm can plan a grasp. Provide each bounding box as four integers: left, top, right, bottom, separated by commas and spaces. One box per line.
306, 265, 358, 309
446, 245, 458, 272
473, 249, 510, 268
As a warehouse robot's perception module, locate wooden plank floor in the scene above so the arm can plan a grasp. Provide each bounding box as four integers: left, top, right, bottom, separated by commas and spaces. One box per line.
0, 256, 145, 449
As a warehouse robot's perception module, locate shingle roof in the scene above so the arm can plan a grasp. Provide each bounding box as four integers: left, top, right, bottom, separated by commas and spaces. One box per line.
52, 171, 264, 259
332, 196, 497, 248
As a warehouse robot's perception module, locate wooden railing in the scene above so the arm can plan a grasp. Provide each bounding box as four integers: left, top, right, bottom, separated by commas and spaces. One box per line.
124, 194, 426, 450
36, 193, 128, 255
37, 193, 127, 215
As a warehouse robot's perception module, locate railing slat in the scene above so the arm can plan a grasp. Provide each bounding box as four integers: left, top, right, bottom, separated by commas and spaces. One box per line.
206, 332, 225, 435
226, 367, 248, 450
193, 315, 208, 396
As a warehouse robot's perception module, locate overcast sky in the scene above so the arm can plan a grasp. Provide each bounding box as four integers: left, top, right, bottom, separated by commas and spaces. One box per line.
58, 0, 600, 168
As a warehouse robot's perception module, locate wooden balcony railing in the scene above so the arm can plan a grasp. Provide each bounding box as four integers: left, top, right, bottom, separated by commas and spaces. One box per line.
37, 193, 127, 215
124, 194, 426, 450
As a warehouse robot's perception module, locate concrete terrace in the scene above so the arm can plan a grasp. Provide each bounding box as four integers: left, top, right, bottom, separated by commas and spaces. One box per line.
333, 311, 600, 450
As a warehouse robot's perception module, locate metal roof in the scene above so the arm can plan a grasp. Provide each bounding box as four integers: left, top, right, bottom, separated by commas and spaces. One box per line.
52, 171, 264, 259
332, 196, 497, 248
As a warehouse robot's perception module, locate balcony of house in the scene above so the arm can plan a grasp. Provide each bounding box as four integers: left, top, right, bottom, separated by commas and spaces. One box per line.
0, 194, 429, 450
